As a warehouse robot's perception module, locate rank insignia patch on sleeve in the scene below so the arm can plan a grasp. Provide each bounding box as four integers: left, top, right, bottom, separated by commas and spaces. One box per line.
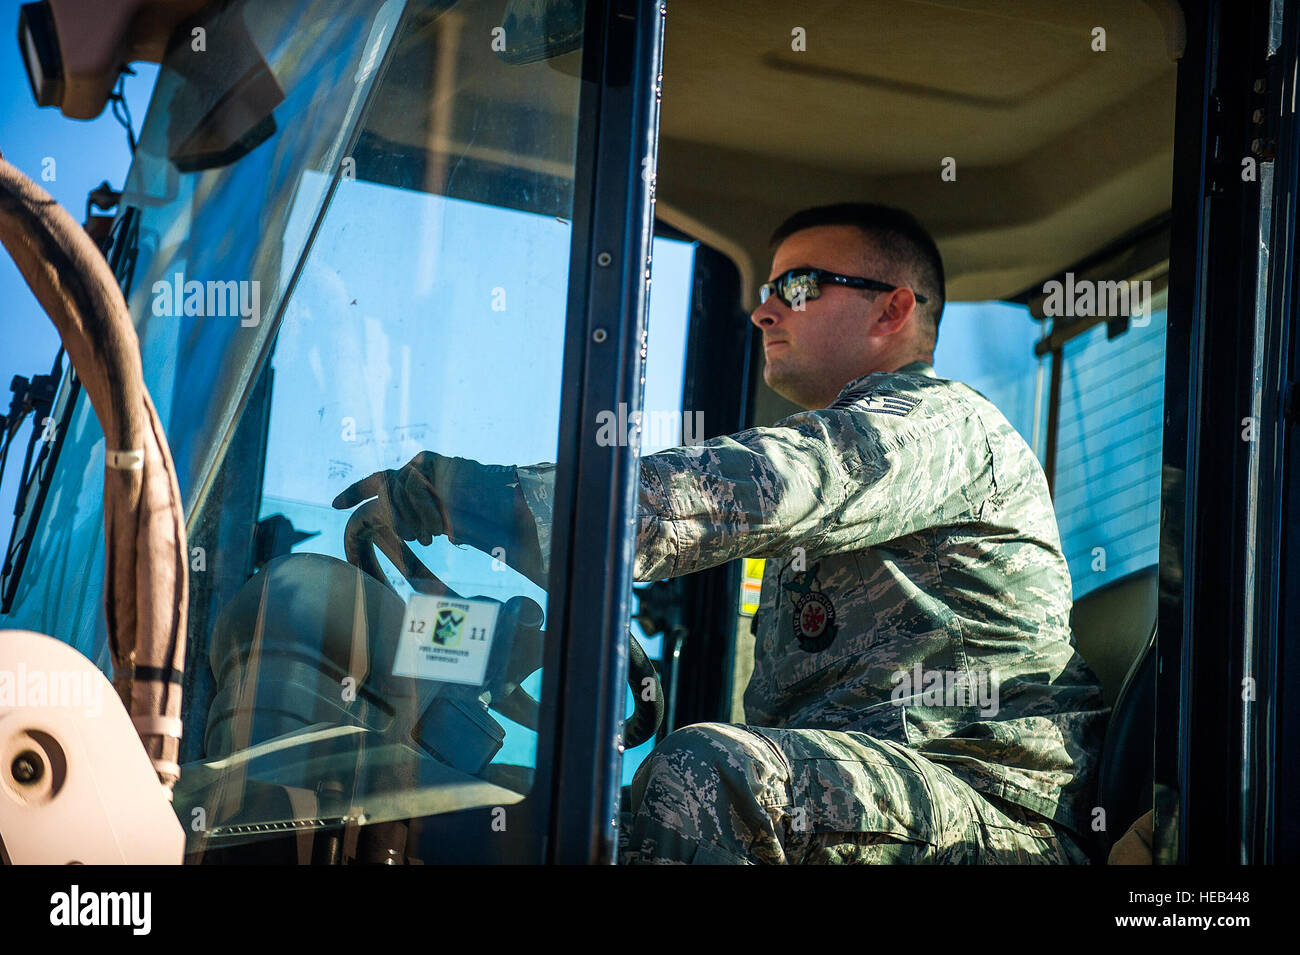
847, 391, 920, 416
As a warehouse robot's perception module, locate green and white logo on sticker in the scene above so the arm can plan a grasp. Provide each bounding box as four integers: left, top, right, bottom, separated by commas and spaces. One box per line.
433, 608, 466, 646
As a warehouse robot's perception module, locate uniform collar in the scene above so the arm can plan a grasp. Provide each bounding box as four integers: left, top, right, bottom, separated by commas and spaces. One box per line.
831, 361, 937, 405
896, 360, 937, 377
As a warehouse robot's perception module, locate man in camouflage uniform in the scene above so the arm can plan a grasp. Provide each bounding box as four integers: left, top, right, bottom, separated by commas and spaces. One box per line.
336, 203, 1108, 864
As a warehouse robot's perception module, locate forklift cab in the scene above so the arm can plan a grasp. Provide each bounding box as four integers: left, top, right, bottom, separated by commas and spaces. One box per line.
2, 0, 1296, 864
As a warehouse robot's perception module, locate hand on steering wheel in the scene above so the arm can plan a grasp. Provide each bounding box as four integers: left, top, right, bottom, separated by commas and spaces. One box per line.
333, 451, 665, 748
333, 451, 550, 588
332, 451, 454, 545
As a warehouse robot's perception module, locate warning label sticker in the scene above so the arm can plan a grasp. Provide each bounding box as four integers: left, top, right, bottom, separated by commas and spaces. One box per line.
393, 594, 498, 686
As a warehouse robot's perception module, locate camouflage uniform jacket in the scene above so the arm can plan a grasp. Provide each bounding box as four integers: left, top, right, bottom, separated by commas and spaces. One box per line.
518, 361, 1108, 834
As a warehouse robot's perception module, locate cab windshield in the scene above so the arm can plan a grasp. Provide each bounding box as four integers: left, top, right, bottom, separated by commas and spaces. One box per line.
3, 0, 602, 862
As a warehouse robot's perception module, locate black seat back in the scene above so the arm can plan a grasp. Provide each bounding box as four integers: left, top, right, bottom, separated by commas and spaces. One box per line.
1094, 630, 1155, 860
1068, 565, 1158, 861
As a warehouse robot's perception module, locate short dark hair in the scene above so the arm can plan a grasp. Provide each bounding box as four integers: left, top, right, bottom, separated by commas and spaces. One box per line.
768, 202, 946, 339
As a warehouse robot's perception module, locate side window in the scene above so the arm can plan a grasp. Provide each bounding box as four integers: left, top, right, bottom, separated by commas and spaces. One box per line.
934, 287, 1168, 601
1052, 286, 1168, 597
623, 234, 696, 785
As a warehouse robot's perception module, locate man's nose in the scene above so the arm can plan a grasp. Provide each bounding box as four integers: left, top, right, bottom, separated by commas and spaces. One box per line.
751, 297, 784, 329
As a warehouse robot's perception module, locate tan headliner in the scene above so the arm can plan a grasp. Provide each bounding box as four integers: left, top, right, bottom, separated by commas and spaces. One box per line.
656, 0, 1180, 309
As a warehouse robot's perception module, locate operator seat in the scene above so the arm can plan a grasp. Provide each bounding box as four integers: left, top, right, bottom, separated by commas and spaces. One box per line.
204, 552, 412, 756
176, 553, 526, 861
1068, 565, 1158, 863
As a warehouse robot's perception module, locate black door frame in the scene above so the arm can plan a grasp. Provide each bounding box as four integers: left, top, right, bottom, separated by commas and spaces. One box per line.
1158, 0, 1299, 864
540, 0, 665, 864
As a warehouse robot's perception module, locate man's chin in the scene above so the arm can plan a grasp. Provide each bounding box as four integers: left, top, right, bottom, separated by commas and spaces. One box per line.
763, 366, 811, 408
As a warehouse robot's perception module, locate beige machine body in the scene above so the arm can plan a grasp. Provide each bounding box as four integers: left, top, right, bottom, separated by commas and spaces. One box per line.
0, 630, 184, 864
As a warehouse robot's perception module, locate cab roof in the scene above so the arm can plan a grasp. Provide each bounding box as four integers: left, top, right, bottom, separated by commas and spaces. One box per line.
655, 0, 1179, 308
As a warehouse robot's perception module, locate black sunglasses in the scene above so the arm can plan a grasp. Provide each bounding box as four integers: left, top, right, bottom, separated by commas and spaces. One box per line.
759, 268, 928, 308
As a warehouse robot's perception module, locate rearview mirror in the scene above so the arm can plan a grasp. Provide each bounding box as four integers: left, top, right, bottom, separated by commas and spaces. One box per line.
164, 7, 284, 173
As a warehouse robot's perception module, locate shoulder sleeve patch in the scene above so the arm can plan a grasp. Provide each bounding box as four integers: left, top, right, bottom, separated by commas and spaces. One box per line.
833, 390, 921, 416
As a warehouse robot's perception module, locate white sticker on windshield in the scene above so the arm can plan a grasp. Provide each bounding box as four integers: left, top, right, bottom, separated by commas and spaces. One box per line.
394, 595, 498, 686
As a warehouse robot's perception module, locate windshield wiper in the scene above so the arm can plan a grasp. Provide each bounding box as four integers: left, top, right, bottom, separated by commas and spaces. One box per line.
0, 349, 75, 614
0, 197, 140, 614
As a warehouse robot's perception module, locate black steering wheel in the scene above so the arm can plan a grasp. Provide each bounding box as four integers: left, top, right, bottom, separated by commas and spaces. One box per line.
343, 508, 664, 749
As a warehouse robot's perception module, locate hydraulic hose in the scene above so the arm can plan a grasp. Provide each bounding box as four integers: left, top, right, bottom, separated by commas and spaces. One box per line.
0, 154, 188, 792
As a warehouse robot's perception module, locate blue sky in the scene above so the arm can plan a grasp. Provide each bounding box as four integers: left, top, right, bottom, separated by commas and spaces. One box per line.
0, 0, 157, 538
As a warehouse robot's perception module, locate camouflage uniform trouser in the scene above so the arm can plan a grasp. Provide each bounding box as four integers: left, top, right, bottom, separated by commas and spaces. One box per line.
620, 722, 1091, 865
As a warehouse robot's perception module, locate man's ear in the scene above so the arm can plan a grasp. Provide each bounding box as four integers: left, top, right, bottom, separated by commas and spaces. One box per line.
876, 288, 916, 335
